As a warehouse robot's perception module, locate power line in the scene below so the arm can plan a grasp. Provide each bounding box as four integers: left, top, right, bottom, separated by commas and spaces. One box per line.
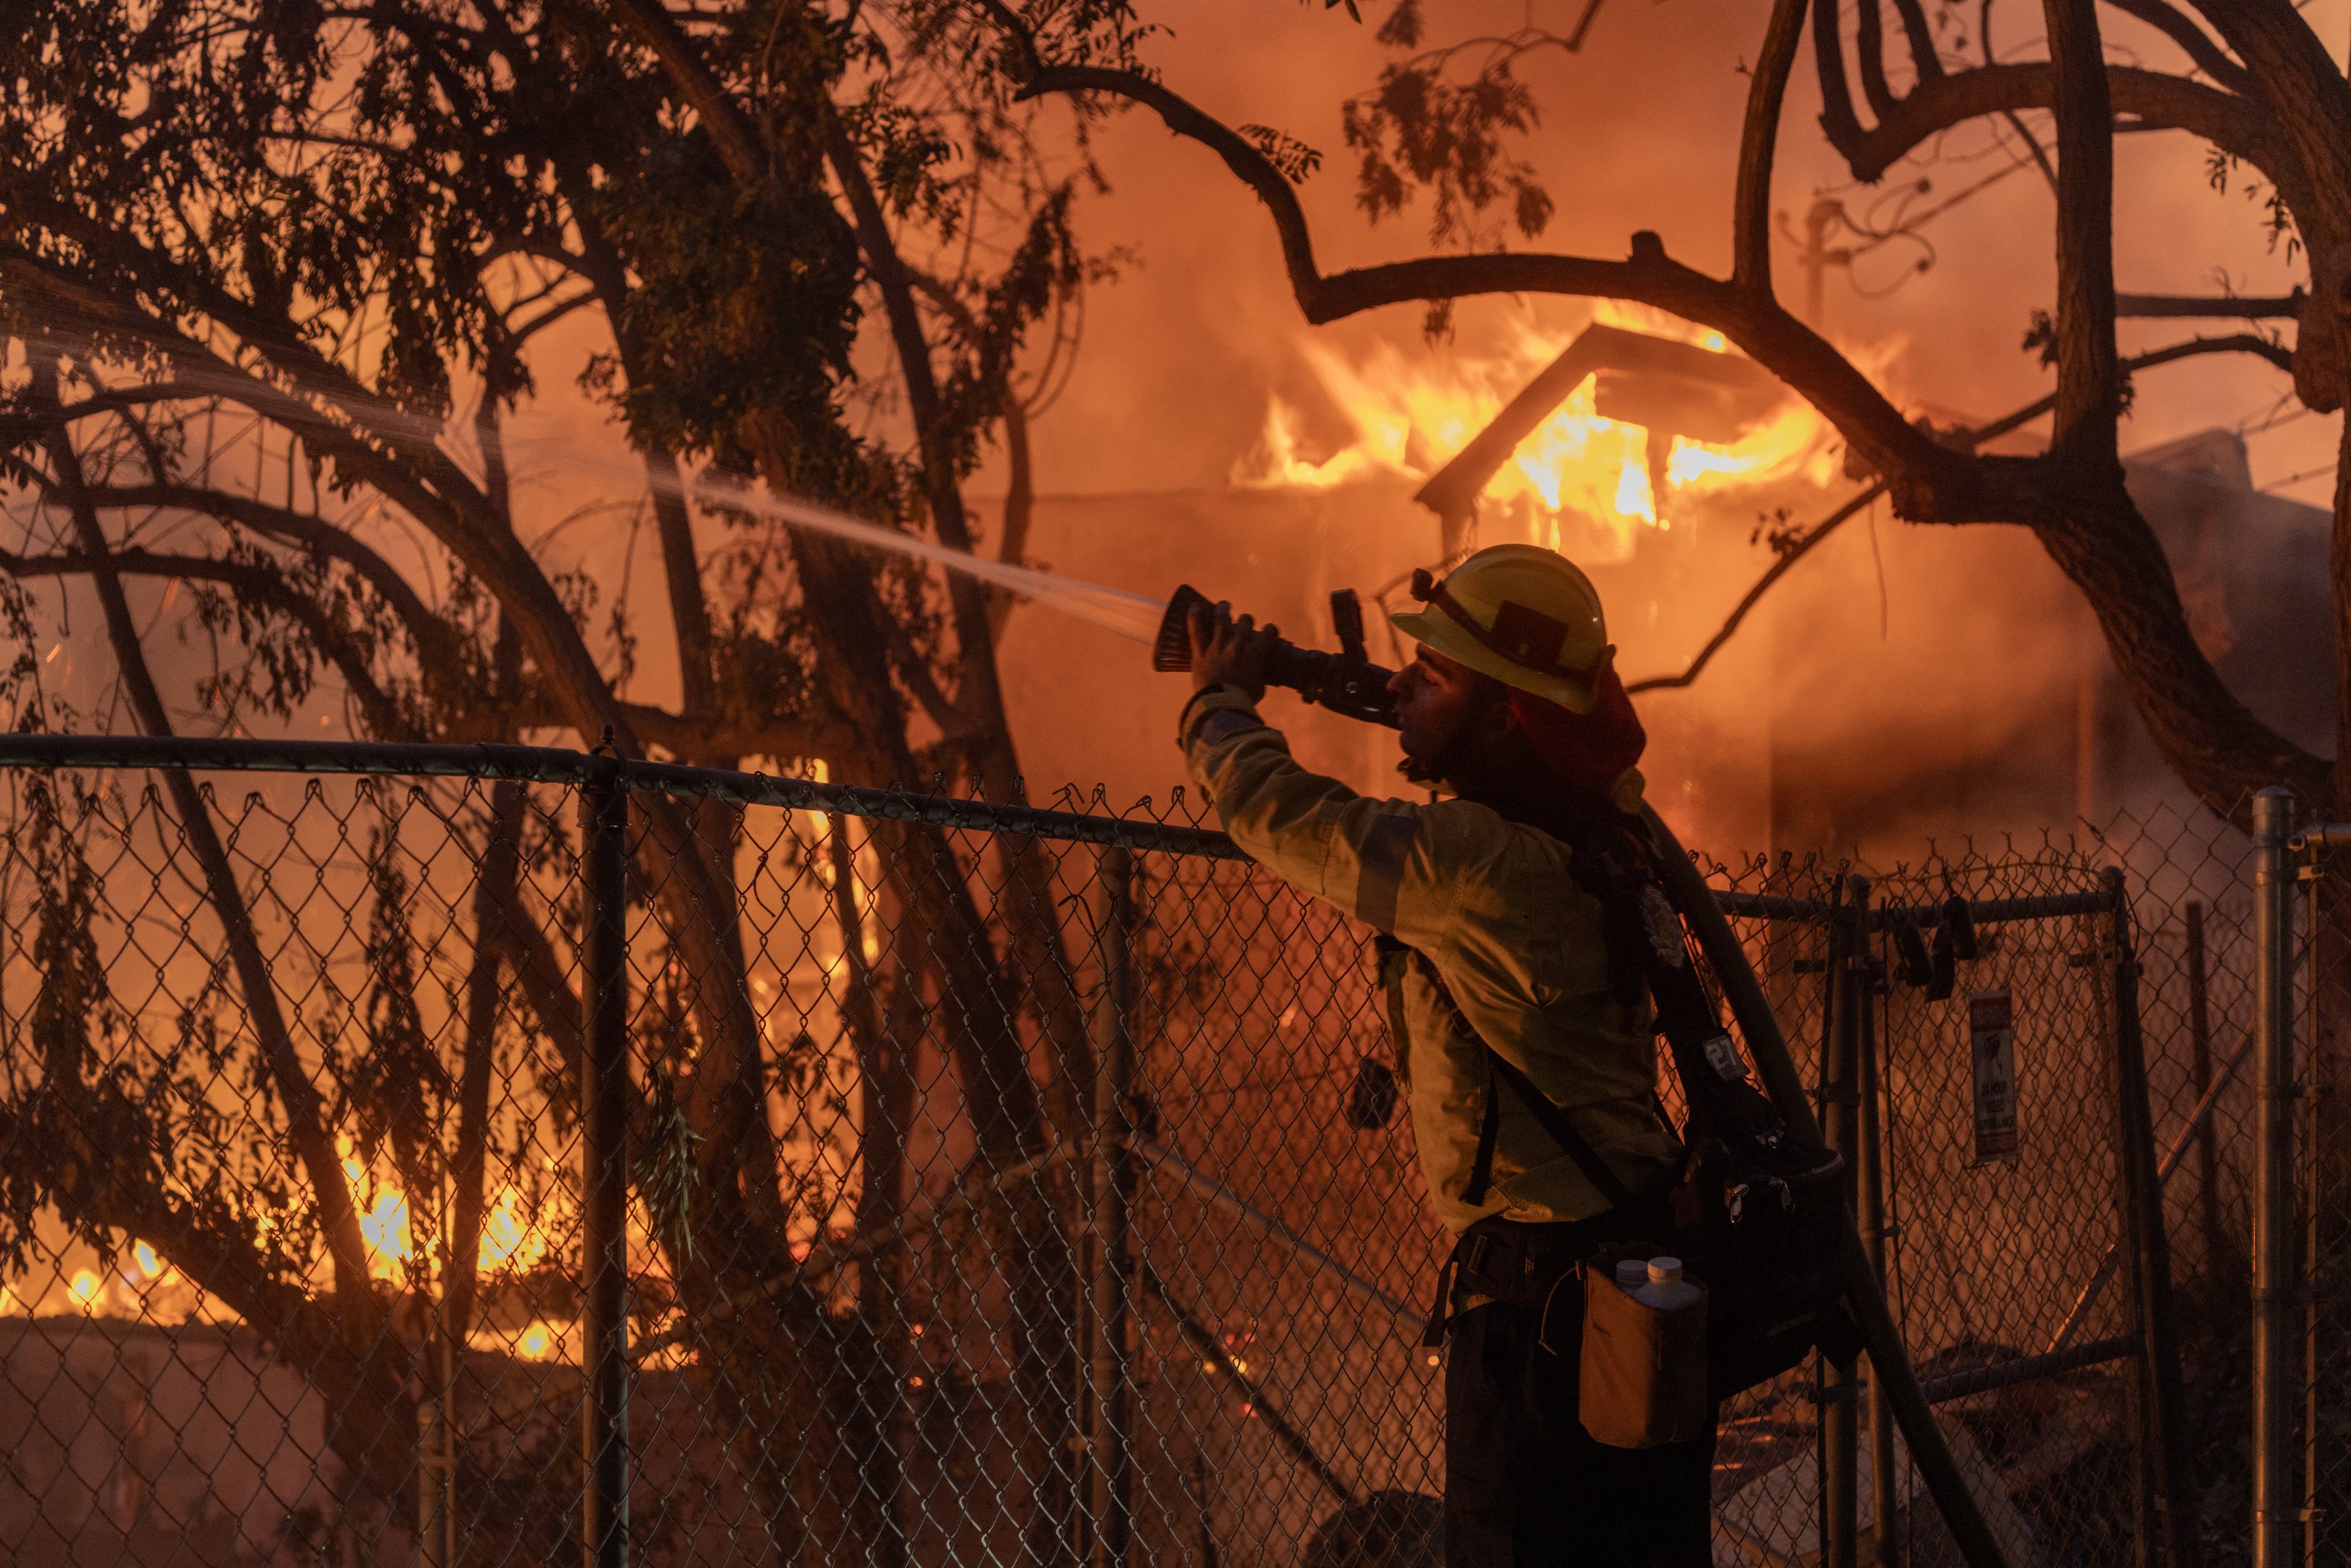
2257, 461, 2336, 494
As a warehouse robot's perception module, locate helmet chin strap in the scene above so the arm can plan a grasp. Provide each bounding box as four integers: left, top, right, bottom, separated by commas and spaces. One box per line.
1396, 746, 1451, 788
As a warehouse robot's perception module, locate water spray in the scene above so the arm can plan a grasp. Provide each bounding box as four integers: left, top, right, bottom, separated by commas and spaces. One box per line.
685, 473, 1171, 645
680, 478, 1403, 729
24, 333, 1397, 716
720, 490, 1403, 727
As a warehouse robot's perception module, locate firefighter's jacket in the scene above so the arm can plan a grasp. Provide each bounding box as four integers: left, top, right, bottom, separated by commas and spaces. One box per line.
1179, 686, 1682, 1234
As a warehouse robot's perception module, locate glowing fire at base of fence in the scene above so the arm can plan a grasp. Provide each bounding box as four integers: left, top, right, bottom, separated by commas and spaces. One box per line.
4, 1134, 623, 1363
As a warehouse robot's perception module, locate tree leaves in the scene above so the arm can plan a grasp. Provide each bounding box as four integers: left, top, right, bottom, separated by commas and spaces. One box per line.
346, 825, 448, 1193
1239, 125, 1325, 185
1340, 28, 1561, 248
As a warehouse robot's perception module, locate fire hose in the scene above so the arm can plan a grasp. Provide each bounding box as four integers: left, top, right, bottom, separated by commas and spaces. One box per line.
1643, 807, 2015, 1568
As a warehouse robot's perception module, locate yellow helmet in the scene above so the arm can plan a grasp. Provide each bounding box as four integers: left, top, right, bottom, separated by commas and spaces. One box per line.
1389, 544, 1614, 713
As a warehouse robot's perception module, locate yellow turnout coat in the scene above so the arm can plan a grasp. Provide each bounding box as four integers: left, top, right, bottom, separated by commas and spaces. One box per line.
1179, 686, 1681, 1235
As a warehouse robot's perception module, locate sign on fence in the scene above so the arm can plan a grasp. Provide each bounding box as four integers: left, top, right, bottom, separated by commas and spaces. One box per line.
1968, 987, 2020, 1164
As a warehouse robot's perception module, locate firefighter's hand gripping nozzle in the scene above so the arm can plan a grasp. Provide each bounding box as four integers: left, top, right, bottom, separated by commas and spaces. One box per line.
1154, 584, 1401, 728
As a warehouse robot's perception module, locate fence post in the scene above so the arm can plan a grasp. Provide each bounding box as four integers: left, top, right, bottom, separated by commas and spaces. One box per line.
416, 1339, 450, 1566
1088, 846, 1136, 1568
581, 765, 632, 1568
1857, 942, 1897, 1567
2252, 787, 2296, 1568
2105, 867, 2200, 1568
2183, 902, 2230, 1273
1821, 875, 1867, 1568
420, 1167, 456, 1568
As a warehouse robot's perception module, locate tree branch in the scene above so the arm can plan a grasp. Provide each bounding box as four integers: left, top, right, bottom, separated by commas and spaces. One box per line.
1734, 0, 1811, 295
2181, 1, 2351, 415
2, 245, 772, 1162
1625, 481, 1887, 694
2045, 0, 2122, 463
0, 546, 418, 738
79, 481, 453, 661
2119, 330, 2293, 372
1023, 65, 1330, 324
9, 198, 490, 504
603, 0, 768, 177
1838, 63, 2297, 195
991, 393, 1035, 645
0, 241, 663, 765
443, 775, 518, 1345
1889, 0, 1945, 82
506, 285, 600, 343
905, 269, 1037, 637
28, 372, 378, 1308
1980, 0, 2060, 194
51, 381, 234, 422
2119, 290, 2302, 318
2103, 0, 2250, 91
611, 0, 1014, 768
1813, 0, 1868, 155
532, 150, 724, 731
821, 123, 1006, 735
1857, 0, 1897, 119
1628, 331, 2291, 694
1022, 62, 1976, 516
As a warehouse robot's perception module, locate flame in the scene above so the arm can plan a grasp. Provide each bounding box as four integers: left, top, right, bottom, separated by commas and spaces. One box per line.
345, 1156, 415, 1283
333, 1144, 560, 1288
505, 1319, 585, 1362
1236, 305, 1843, 560
476, 1186, 550, 1275
28, 1163, 566, 1324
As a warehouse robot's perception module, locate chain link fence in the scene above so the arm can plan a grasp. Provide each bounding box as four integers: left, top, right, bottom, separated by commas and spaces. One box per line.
1698, 843, 2186, 1568
2085, 801, 2269, 1568
2069, 795, 2351, 1568
0, 736, 2283, 1568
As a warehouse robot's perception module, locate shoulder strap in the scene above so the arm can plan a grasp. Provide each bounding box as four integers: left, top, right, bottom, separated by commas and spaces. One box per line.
1464, 1073, 1504, 1206
1496, 793, 1777, 1147
1485, 1044, 1640, 1213
1412, 952, 1640, 1214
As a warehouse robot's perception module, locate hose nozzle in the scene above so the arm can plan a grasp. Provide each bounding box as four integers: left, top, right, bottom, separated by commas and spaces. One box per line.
1154, 584, 1401, 728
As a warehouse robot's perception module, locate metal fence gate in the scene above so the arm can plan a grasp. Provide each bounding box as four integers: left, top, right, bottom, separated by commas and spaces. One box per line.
0, 735, 2225, 1568
1701, 850, 2196, 1568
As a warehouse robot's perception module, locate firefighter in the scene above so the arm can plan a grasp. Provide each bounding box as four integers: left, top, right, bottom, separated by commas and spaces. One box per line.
1178, 543, 1714, 1568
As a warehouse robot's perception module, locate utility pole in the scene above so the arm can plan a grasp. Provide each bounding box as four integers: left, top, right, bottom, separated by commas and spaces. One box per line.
1782, 199, 1856, 328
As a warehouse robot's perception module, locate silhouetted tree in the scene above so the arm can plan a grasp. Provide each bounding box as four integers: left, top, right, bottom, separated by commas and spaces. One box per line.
0, 1, 1146, 1558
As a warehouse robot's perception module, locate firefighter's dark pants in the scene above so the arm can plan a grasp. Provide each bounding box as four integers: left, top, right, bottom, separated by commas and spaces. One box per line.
1441, 1218, 1717, 1568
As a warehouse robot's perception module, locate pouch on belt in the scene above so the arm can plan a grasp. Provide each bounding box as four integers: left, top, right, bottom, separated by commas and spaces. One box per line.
1578, 1243, 1710, 1449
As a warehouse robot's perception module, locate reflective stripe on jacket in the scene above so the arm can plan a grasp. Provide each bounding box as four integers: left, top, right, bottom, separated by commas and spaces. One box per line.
1178, 685, 1682, 1233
